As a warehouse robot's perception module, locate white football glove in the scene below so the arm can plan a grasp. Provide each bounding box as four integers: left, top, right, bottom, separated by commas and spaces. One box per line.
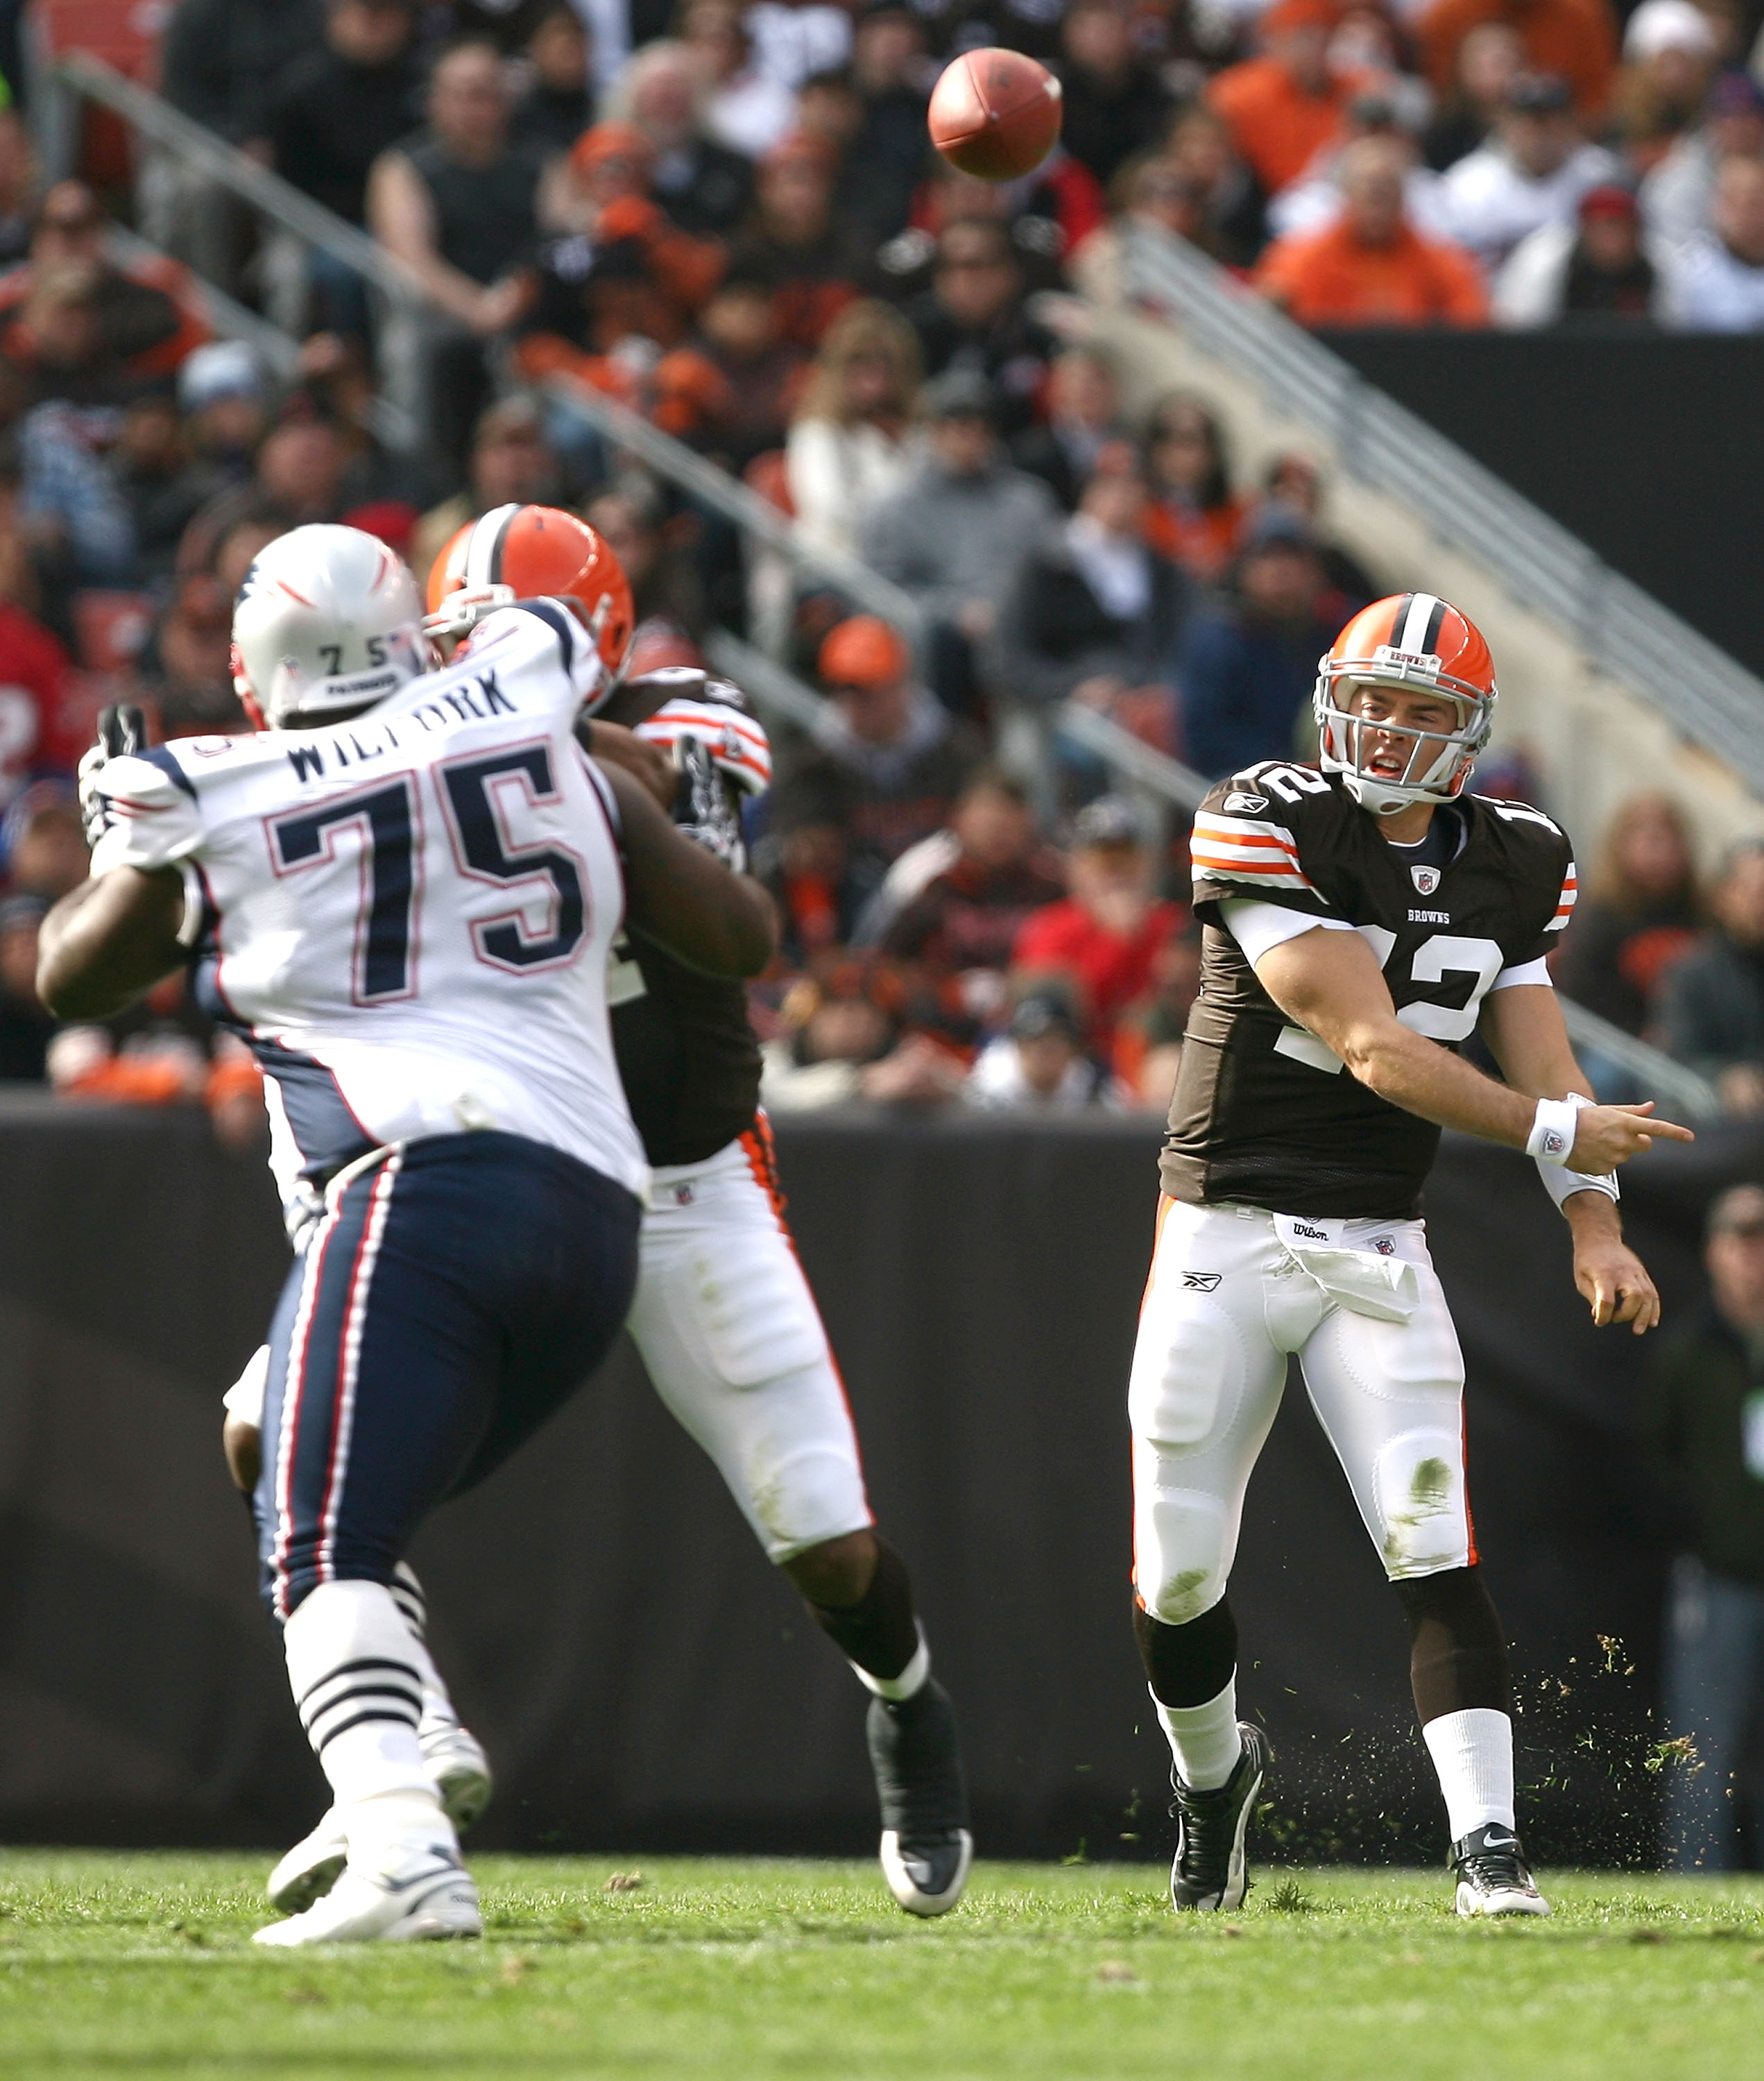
636, 687, 771, 798
671, 735, 747, 873
77, 703, 147, 852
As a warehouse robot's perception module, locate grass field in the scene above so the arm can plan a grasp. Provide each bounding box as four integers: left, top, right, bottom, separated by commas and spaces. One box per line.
2, 1852, 1763, 2080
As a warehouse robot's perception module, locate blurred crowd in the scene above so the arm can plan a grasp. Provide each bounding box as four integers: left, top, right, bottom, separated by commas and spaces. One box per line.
2, 0, 1764, 1125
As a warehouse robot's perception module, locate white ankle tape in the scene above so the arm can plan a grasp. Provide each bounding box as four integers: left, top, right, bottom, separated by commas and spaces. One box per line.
853, 1625, 930, 1702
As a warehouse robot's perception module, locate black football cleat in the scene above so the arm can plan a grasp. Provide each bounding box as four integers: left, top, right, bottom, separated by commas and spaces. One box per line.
867, 1679, 973, 1917
1168, 1721, 1269, 1912
1451, 1823, 1550, 1918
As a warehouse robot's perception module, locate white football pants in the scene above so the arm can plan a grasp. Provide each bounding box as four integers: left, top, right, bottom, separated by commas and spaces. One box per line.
628, 1127, 872, 1562
1130, 1198, 1474, 1628
228, 1128, 872, 1567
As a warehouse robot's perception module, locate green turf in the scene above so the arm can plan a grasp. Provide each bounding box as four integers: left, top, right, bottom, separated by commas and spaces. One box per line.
1, 1853, 1762, 2080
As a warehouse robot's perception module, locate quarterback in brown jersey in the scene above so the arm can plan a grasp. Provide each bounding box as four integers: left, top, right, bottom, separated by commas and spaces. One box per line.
1130, 592, 1693, 1919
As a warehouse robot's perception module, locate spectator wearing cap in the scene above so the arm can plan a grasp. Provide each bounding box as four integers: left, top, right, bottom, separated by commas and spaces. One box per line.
902, 216, 1059, 441
1417, 0, 1616, 124
606, 40, 755, 237
265, 0, 424, 338
1643, 1181, 1764, 1871
1056, 0, 1174, 191
680, 0, 798, 161
1657, 839, 1764, 1111
175, 341, 269, 504
367, 39, 547, 465
1644, 71, 1764, 253
410, 394, 561, 589
997, 456, 1192, 737
0, 181, 208, 391
1267, 94, 1458, 248
1554, 791, 1700, 1045
1436, 73, 1620, 270
1493, 180, 1667, 324
1614, 0, 1720, 174
769, 615, 985, 935
786, 298, 921, 558
1422, 20, 1524, 172
1661, 152, 1764, 327
515, 3, 598, 157
0, 891, 55, 1080
725, 131, 868, 349
1011, 796, 1188, 1059
1010, 347, 1130, 513
859, 368, 1056, 716
1174, 506, 1356, 778
967, 988, 1120, 1111
1256, 135, 1489, 327
1207, 0, 1369, 201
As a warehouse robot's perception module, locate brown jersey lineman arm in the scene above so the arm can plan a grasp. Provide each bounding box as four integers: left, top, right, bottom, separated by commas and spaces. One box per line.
601, 762, 776, 979
1251, 927, 1694, 1176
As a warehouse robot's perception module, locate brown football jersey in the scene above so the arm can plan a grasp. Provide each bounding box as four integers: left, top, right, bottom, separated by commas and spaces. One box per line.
1161, 761, 1577, 1219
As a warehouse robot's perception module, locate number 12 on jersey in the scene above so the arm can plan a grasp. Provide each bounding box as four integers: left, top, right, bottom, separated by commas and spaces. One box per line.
268, 746, 588, 1007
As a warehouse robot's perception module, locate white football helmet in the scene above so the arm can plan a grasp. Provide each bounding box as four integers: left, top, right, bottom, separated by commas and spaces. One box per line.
232, 524, 429, 728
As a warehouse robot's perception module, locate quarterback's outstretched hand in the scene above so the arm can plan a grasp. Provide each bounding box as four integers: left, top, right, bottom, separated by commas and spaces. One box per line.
1566, 1193, 1663, 1335
1568, 1100, 1695, 1173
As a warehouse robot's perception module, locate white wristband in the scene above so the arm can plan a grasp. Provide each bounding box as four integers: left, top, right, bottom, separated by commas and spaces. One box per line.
1525, 1096, 1582, 1165
1527, 1091, 1619, 1213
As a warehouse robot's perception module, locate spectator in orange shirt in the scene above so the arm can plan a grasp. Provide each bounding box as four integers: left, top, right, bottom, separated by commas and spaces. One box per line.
1255, 135, 1490, 327
1418, 0, 1618, 122
1208, 0, 1362, 198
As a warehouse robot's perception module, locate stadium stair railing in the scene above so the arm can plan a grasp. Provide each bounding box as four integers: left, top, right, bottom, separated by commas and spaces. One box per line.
47, 56, 1721, 1119
1120, 225, 1764, 809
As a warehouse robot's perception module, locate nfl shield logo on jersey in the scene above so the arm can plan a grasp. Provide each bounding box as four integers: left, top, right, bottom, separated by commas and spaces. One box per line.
1411, 865, 1442, 896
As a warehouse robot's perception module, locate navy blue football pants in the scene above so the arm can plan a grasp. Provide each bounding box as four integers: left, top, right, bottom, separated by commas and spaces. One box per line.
255, 1131, 640, 1620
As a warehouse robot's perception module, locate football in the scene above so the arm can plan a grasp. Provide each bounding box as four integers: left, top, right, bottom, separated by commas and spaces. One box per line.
927, 46, 1063, 182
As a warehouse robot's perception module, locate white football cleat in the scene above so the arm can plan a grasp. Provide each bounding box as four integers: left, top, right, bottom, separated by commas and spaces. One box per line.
253, 1849, 481, 1947
1451, 1824, 1551, 1918
268, 1724, 495, 1914
880, 1827, 974, 1917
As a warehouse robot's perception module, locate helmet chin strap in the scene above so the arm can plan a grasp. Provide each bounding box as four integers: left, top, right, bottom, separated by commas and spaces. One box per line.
1342, 771, 1430, 817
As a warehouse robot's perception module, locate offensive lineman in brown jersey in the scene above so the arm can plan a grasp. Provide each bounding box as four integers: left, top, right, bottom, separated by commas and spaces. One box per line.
1129, 592, 1693, 1918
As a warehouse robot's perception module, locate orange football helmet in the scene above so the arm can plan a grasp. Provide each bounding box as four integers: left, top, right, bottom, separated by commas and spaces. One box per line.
1313, 591, 1497, 816
426, 503, 635, 681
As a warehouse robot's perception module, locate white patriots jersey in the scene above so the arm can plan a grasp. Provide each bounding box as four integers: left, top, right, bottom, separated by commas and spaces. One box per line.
87, 601, 646, 1221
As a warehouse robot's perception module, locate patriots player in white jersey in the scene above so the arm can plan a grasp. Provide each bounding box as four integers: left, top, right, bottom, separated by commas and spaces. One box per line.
39, 524, 775, 1946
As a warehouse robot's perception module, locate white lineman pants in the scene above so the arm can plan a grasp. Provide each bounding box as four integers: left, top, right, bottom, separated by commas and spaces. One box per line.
1130, 1199, 1475, 1628
628, 1126, 872, 1563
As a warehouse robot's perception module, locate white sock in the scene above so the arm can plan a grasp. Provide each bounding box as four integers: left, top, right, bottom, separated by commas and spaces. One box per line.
389, 1566, 462, 1743
1422, 1707, 1516, 1840
851, 1623, 930, 1702
1154, 1679, 1242, 1792
284, 1580, 456, 1865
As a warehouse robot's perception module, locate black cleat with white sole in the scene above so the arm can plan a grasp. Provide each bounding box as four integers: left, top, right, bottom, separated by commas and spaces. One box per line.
1169, 1722, 1269, 1912
867, 1679, 972, 1916
1451, 1824, 1550, 1917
